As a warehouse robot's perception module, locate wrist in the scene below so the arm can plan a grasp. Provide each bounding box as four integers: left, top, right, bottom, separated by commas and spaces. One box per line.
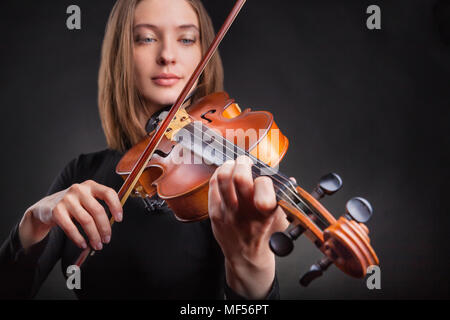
224, 238, 274, 268
18, 209, 52, 250
225, 249, 275, 299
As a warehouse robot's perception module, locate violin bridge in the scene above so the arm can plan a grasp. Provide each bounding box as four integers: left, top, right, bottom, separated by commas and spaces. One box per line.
132, 185, 149, 198
165, 108, 192, 141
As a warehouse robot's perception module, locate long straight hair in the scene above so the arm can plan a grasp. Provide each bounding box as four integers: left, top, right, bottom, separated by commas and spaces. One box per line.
98, 0, 224, 153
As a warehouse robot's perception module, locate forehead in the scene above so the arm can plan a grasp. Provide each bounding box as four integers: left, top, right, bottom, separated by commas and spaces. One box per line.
134, 0, 199, 28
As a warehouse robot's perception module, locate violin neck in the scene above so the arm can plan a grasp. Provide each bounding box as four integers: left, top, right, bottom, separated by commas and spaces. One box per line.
175, 122, 298, 203
174, 121, 329, 230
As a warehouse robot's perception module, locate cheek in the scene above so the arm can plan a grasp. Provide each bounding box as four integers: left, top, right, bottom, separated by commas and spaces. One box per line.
134, 51, 146, 74
184, 47, 202, 72
133, 50, 150, 88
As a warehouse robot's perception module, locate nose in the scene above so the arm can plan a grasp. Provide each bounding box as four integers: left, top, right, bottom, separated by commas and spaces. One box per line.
157, 39, 176, 66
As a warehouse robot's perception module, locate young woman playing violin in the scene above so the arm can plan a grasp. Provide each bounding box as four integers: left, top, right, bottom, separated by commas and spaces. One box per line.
0, 0, 289, 299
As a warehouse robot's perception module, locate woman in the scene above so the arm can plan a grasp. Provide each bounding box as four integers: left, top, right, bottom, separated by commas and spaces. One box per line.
0, 0, 289, 299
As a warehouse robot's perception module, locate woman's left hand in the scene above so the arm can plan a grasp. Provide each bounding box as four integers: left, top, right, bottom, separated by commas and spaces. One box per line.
208, 155, 289, 299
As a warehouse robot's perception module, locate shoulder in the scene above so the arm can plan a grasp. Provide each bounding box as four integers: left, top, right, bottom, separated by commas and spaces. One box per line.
76, 148, 123, 167
47, 148, 124, 195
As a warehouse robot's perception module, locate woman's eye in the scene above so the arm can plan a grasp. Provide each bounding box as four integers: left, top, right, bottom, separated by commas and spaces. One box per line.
180, 38, 195, 45
143, 37, 156, 43
136, 36, 156, 44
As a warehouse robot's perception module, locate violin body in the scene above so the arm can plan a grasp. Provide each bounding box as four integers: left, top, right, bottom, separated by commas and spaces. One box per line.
116, 92, 289, 222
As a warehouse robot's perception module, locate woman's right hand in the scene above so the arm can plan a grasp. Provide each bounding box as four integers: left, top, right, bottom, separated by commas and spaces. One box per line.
18, 180, 123, 251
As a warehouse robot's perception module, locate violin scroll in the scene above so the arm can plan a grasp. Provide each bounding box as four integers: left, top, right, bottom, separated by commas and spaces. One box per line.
300, 197, 378, 286
269, 173, 379, 286
269, 172, 343, 257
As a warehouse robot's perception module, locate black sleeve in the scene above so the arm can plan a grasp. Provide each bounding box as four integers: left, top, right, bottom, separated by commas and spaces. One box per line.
0, 157, 78, 299
224, 273, 280, 300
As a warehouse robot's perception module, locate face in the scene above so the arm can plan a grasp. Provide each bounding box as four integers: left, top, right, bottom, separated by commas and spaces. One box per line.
133, 0, 202, 114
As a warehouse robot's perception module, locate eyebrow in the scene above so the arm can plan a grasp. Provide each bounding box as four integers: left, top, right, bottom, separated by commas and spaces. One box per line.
133, 24, 199, 32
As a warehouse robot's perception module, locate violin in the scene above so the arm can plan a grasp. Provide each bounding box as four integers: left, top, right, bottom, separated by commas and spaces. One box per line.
74, 0, 379, 287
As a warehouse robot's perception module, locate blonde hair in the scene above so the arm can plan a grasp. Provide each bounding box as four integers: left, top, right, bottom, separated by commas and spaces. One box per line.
98, 0, 224, 152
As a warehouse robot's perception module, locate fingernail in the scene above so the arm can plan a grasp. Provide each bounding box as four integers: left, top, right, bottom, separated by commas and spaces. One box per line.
81, 242, 87, 249
103, 235, 111, 244
117, 212, 123, 222
96, 242, 103, 250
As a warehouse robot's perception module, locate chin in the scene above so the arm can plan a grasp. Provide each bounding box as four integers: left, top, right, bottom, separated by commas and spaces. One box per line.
145, 88, 180, 107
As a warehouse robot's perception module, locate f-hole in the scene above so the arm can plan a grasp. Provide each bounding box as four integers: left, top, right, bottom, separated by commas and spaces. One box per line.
201, 109, 216, 123
154, 145, 175, 158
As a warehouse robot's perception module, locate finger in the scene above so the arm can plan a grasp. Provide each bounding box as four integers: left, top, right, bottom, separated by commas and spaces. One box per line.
64, 196, 103, 251
87, 181, 123, 222
253, 176, 278, 216
269, 206, 290, 233
216, 160, 238, 212
78, 193, 112, 244
208, 170, 224, 223
52, 204, 87, 249
232, 155, 254, 202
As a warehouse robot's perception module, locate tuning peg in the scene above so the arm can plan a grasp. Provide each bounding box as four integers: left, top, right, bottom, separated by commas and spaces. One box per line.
269, 232, 293, 257
269, 225, 305, 257
311, 173, 343, 200
345, 197, 373, 223
299, 257, 333, 287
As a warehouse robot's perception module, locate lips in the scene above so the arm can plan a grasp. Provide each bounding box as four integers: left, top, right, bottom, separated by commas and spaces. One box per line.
152, 73, 181, 87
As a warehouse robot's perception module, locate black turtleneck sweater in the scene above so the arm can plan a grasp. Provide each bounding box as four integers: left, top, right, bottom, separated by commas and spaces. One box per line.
0, 148, 279, 299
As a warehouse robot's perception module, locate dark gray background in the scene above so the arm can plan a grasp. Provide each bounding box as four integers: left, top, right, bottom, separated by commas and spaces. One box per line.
0, 0, 449, 299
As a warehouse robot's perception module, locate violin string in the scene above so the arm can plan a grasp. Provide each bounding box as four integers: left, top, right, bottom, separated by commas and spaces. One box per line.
199, 125, 302, 187
184, 123, 330, 228
180, 123, 330, 228
178, 122, 294, 185
180, 124, 294, 192
194, 127, 330, 229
